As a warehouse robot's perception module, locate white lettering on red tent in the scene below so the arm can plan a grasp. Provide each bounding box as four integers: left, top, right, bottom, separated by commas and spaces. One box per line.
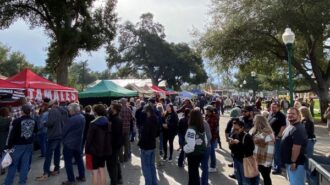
27, 88, 78, 102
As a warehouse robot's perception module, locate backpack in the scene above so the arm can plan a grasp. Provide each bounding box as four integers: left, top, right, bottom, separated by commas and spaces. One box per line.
190, 130, 207, 156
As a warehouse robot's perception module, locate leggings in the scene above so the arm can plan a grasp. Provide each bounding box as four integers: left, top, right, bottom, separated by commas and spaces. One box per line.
258, 165, 272, 185
163, 131, 176, 159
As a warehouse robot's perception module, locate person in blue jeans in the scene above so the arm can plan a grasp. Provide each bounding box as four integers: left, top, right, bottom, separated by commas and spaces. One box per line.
4, 105, 37, 185
205, 106, 219, 172
299, 106, 317, 185
138, 105, 159, 185
37, 106, 48, 157
229, 118, 259, 185
36, 100, 67, 181
177, 109, 190, 167
61, 103, 86, 185
281, 108, 308, 185
268, 103, 286, 174
200, 115, 212, 185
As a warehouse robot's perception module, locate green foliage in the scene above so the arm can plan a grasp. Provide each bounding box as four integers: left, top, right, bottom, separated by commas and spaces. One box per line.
199, 0, 330, 116
0, 43, 44, 77
0, 0, 118, 85
107, 13, 207, 90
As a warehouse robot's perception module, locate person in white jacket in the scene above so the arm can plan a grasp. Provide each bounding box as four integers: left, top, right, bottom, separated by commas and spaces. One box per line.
184, 109, 208, 185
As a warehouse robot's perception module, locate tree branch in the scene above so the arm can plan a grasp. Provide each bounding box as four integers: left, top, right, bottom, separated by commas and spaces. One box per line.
12, 3, 56, 32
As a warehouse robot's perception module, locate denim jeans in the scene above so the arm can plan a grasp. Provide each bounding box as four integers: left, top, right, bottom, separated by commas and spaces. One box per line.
63, 145, 85, 182
246, 174, 260, 185
201, 146, 211, 185
305, 139, 317, 185
178, 134, 185, 167
305, 139, 316, 158
141, 149, 158, 185
4, 144, 33, 185
273, 138, 282, 172
209, 140, 217, 168
286, 164, 305, 185
43, 139, 61, 175
38, 133, 47, 156
233, 158, 247, 185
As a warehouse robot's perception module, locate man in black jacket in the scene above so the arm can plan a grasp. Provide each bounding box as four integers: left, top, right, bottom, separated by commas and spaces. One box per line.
4, 105, 37, 185
107, 103, 123, 185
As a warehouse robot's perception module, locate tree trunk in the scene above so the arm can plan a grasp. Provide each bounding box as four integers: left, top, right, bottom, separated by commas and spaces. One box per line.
318, 87, 329, 123
56, 57, 70, 86
151, 77, 159, 86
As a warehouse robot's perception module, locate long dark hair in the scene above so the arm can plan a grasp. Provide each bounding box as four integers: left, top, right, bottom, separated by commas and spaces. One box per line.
165, 104, 176, 117
188, 109, 204, 133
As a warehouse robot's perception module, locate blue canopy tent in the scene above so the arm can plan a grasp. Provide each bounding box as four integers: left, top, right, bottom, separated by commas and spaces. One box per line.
178, 91, 196, 99
191, 89, 205, 96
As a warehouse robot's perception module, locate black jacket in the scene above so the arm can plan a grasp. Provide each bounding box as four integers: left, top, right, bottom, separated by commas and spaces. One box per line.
164, 112, 179, 135
229, 132, 254, 162
109, 114, 123, 151
138, 115, 158, 150
85, 116, 112, 157
178, 117, 188, 136
302, 118, 315, 139
7, 115, 37, 148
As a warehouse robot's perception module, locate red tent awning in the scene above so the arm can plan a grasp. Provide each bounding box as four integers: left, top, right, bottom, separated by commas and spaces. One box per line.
0, 79, 24, 89
6, 68, 78, 102
150, 85, 176, 96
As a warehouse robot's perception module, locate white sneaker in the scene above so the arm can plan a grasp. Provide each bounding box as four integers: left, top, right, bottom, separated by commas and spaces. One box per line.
209, 168, 217, 173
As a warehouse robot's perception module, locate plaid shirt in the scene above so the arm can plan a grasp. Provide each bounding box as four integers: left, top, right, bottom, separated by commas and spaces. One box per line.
119, 106, 133, 134
253, 132, 275, 167
206, 114, 219, 140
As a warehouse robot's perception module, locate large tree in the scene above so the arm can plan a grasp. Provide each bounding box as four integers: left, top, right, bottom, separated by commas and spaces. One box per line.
0, 0, 117, 85
200, 0, 330, 118
107, 13, 207, 90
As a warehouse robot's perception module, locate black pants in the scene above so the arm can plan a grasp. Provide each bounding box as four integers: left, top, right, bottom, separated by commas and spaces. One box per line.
187, 154, 203, 185
258, 165, 272, 185
163, 131, 175, 159
106, 150, 122, 185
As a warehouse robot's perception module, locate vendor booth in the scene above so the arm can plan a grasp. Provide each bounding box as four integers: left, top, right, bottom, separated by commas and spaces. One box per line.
0, 79, 25, 102
6, 68, 78, 102
178, 91, 196, 99
79, 80, 138, 105
125, 83, 154, 97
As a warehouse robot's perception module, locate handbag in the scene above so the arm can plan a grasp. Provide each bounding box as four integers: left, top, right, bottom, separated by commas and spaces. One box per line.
242, 134, 259, 178
1, 150, 13, 168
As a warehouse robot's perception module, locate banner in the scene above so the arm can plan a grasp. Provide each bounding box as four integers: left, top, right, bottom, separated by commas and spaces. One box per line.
0, 89, 25, 100
27, 88, 78, 102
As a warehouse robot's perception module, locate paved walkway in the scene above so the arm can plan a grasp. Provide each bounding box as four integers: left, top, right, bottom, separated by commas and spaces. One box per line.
3, 114, 329, 185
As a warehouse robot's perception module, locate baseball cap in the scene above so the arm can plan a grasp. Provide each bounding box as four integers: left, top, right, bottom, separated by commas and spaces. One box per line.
242, 106, 253, 112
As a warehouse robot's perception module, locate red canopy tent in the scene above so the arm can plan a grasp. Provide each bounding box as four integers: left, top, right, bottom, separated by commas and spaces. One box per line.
150, 85, 176, 96
0, 79, 23, 89
0, 79, 25, 100
6, 68, 78, 102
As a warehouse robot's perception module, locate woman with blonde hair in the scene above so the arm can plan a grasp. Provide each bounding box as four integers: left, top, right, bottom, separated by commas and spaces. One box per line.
299, 106, 316, 185
250, 115, 275, 185
299, 106, 316, 158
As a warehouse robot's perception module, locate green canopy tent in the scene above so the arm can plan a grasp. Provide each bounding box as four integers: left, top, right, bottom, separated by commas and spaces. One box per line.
79, 80, 138, 98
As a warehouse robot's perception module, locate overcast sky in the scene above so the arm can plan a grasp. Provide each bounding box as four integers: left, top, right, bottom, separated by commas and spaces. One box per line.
0, 0, 210, 72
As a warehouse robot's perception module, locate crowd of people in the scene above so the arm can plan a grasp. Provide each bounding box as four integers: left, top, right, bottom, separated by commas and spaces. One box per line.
0, 95, 327, 185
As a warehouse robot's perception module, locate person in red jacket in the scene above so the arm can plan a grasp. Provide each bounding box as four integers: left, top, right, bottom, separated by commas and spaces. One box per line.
205, 105, 219, 172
